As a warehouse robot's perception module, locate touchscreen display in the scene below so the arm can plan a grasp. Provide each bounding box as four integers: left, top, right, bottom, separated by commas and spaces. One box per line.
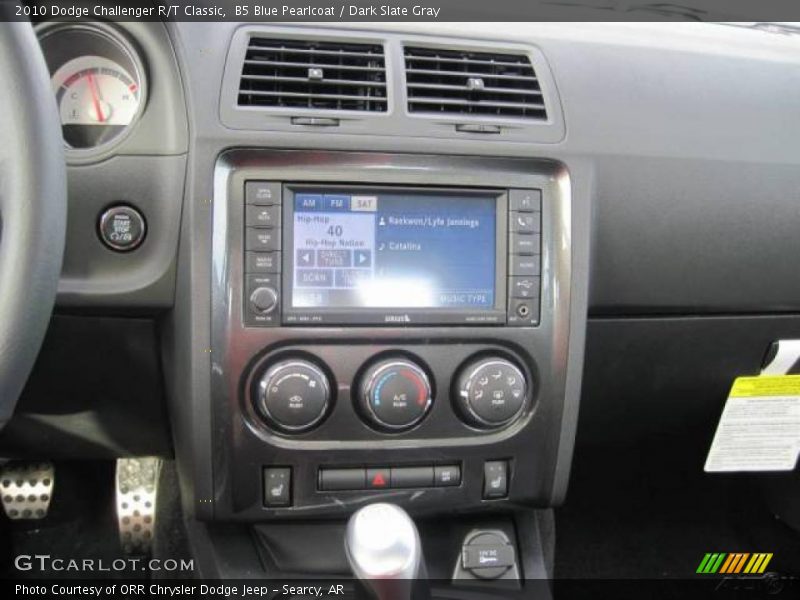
290, 190, 497, 310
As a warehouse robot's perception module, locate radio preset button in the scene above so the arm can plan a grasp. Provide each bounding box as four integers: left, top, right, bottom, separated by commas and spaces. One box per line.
456, 358, 528, 428
246, 251, 280, 274
246, 205, 281, 228
509, 233, 540, 256
360, 359, 433, 431
508, 255, 540, 277
246, 181, 281, 205
246, 228, 281, 252
509, 189, 541, 212
256, 360, 330, 432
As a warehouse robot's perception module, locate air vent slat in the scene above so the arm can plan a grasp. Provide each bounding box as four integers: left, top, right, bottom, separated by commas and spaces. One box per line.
404, 54, 535, 70
244, 59, 385, 73
238, 37, 387, 113
242, 74, 387, 88
404, 46, 547, 121
408, 82, 542, 97
409, 97, 547, 110
247, 44, 384, 61
239, 90, 386, 102
405, 68, 537, 83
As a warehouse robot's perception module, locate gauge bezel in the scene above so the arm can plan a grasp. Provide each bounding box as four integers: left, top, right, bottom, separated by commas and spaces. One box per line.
36, 21, 148, 162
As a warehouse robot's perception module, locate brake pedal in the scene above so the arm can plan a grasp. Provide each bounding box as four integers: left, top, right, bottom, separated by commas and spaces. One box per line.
116, 457, 161, 555
0, 461, 55, 520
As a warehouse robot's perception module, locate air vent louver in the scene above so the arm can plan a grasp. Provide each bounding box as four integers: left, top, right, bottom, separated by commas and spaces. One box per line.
238, 38, 387, 112
404, 47, 547, 120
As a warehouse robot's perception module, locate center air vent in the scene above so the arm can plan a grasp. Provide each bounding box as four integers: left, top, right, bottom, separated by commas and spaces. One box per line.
238, 38, 387, 112
404, 47, 547, 120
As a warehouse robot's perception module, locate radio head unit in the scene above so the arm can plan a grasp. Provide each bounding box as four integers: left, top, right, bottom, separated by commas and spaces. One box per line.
242, 181, 542, 327
282, 186, 508, 325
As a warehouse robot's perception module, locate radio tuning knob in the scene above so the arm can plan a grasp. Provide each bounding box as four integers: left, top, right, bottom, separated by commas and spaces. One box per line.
359, 359, 433, 431
455, 357, 528, 428
250, 286, 278, 314
256, 360, 331, 432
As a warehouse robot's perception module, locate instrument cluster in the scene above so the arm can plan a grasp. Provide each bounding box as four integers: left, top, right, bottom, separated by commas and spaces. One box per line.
37, 22, 147, 155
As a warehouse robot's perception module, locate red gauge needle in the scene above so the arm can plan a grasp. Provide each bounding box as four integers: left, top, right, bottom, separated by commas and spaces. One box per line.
86, 72, 105, 123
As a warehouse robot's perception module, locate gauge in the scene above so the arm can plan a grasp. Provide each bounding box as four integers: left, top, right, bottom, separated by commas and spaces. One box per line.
37, 23, 147, 154
52, 56, 142, 148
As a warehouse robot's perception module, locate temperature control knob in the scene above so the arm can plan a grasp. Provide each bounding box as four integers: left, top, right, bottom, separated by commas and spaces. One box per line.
256, 360, 331, 432
360, 359, 433, 431
455, 358, 528, 428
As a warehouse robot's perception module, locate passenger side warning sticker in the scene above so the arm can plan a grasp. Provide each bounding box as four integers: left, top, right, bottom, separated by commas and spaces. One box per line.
705, 375, 800, 472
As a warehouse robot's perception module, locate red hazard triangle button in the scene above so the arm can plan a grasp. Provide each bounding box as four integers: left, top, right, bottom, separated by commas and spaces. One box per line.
367, 468, 390, 489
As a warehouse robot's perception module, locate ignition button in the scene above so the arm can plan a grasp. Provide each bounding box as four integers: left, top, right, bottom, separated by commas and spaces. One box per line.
98, 205, 146, 252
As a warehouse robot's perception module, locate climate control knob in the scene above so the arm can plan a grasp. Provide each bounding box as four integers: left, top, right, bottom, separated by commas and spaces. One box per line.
359, 359, 432, 431
256, 360, 331, 432
455, 358, 528, 428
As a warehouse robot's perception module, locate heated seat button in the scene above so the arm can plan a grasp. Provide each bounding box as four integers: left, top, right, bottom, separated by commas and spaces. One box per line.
263, 467, 291, 507
483, 461, 508, 499
319, 468, 365, 491
390, 466, 434, 489
434, 465, 461, 487
366, 467, 391, 490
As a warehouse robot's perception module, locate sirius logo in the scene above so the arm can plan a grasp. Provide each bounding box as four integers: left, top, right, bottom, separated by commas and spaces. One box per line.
385, 315, 412, 323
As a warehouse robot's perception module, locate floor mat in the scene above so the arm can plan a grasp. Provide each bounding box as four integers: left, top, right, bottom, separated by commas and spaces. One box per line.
555, 445, 800, 581
0, 461, 137, 579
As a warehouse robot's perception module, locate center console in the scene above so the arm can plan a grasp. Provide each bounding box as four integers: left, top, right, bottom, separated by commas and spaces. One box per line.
210, 150, 577, 524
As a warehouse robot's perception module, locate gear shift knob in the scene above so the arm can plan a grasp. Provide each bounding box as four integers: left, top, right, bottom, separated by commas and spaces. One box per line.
345, 503, 426, 600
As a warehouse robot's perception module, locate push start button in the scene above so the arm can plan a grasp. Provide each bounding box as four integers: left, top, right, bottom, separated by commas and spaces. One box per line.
98, 205, 146, 252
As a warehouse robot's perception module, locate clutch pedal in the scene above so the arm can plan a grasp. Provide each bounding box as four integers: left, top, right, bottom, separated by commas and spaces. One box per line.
116, 457, 161, 555
0, 461, 55, 520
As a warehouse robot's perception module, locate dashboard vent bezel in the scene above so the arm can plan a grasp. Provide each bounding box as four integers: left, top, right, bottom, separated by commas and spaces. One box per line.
221, 27, 564, 143
403, 46, 548, 122
236, 35, 389, 115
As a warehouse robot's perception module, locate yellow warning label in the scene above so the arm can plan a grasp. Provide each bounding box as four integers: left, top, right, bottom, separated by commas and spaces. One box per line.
730, 375, 800, 398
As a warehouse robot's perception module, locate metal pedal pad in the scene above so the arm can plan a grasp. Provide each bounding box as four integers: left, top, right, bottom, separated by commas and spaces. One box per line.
0, 461, 55, 520
116, 457, 162, 555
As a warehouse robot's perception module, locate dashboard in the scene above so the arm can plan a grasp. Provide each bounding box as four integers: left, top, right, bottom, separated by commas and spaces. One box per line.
11, 18, 800, 555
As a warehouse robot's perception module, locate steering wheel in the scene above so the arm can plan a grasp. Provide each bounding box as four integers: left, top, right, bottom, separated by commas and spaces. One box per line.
0, 22, 67, 429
